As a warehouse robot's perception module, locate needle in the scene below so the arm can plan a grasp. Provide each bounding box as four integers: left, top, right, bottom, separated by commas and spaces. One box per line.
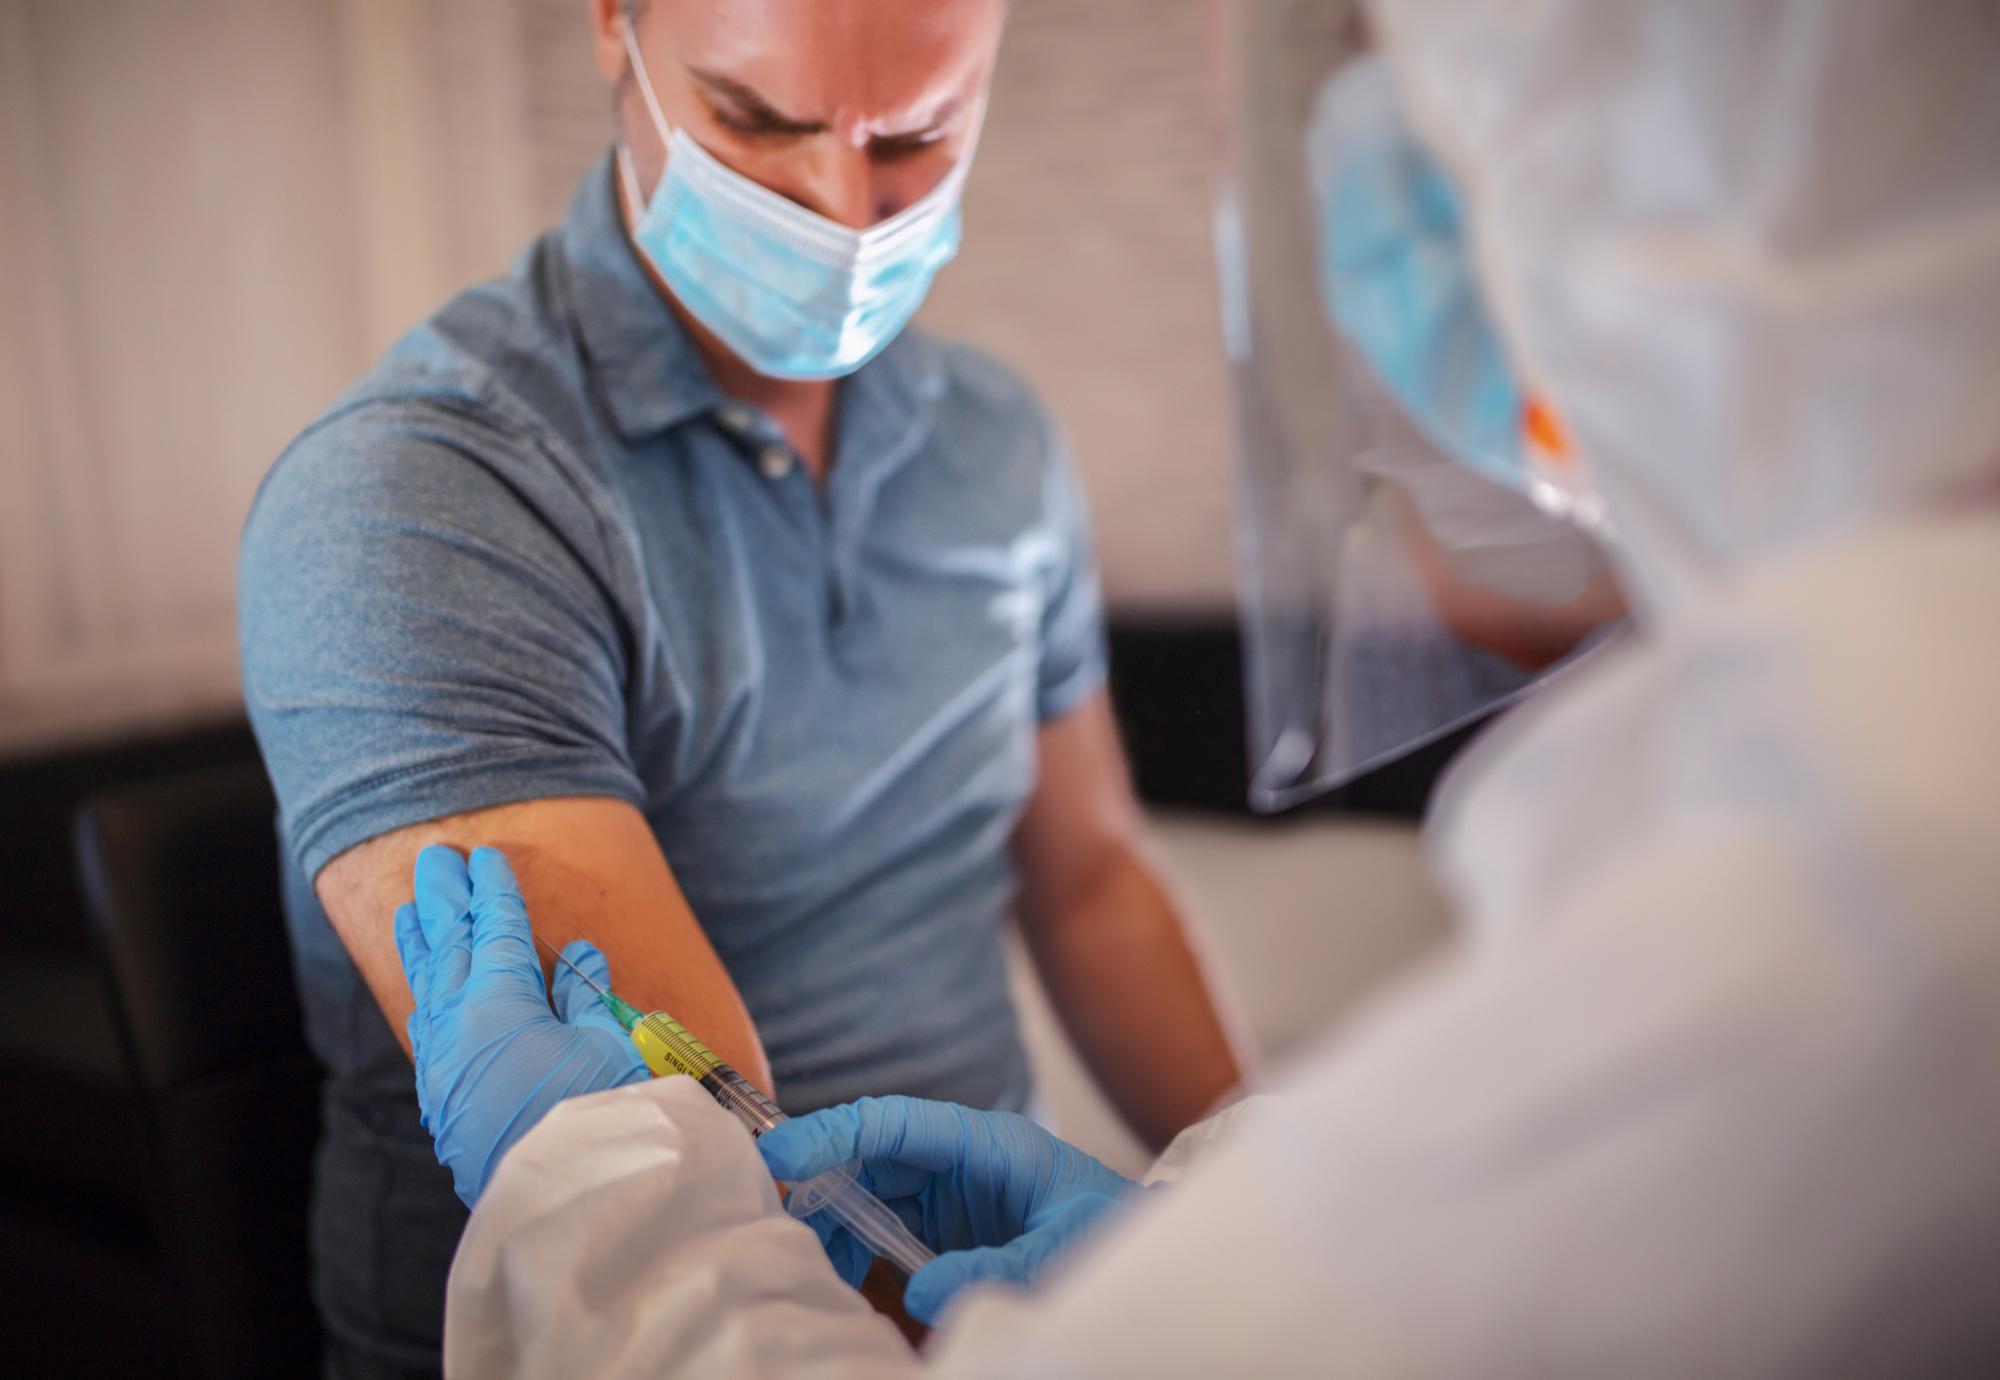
533, 932, 611, 999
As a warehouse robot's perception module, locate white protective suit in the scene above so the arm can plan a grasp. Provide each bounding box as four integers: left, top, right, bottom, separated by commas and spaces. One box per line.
446, 1, 2000, 1373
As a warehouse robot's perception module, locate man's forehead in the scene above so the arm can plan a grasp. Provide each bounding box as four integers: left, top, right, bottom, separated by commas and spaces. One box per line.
653, 0, 1004, 124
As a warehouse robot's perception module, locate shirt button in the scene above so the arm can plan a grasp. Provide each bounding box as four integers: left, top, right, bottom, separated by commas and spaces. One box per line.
758, 444, 794, 480
716, 403, 753, 433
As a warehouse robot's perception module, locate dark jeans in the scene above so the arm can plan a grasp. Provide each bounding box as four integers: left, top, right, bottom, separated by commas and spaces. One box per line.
311, 1088, 467, 1380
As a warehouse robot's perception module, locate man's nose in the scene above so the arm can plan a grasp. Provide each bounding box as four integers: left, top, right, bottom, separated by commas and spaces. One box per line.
788, 145, 916, 230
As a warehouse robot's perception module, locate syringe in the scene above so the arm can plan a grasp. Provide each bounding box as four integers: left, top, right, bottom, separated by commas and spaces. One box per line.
534, 936, 934, 1278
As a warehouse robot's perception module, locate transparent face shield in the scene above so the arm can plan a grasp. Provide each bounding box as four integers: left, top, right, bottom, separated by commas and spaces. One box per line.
1213, 1, 1623, 812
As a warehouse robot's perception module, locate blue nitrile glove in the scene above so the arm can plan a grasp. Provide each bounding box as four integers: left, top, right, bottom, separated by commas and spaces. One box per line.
393, 844, 648, 1207
758, 1096, 1144, 1323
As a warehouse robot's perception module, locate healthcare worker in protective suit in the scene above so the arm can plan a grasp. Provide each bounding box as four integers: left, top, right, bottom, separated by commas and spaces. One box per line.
393, 0, 2000, 1371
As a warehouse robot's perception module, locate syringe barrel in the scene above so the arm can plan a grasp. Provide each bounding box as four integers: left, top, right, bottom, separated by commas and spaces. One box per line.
706, 1066, 787, 1136
630, 1011, 786, 1133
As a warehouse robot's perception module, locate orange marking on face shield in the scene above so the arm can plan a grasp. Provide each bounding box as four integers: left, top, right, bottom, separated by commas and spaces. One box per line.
1523, 395, 1574, 469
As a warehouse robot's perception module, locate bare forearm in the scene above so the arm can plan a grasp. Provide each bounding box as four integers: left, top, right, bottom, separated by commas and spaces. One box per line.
317, 796, 774, 1094
1021, 849, 1250, 1151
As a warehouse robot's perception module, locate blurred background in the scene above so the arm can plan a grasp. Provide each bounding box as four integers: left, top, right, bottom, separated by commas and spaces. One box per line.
0, 2, 1460, 1371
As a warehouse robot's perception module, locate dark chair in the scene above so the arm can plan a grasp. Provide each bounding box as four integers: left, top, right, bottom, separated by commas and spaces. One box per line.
73, 763, 322, 1378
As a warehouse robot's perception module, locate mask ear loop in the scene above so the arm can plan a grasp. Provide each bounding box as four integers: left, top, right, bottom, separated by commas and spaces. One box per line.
615, 143, 647, 224
617, 13, 676, 220
622, 16, 678, 145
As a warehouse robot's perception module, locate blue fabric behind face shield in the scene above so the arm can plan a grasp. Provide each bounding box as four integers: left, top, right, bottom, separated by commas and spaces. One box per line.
619, 22, 967, 381
1309, 61, 1525, 490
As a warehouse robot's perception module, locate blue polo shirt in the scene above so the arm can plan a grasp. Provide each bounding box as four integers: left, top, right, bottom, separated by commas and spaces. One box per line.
239, 153, 1104, 1367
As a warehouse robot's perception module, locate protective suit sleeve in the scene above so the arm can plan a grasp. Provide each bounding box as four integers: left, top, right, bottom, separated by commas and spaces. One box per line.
444, 1077, 919, 1380
1140, 1093, 1273, 1187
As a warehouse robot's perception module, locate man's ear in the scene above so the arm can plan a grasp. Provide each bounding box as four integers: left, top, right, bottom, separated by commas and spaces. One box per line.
588, 0, 634, 83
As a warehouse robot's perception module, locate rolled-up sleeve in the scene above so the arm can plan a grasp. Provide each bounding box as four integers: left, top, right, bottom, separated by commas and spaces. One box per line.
239, 402, 645, 880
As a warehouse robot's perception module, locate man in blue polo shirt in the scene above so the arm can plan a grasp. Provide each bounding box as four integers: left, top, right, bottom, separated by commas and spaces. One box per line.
238, 0, 1246, 1373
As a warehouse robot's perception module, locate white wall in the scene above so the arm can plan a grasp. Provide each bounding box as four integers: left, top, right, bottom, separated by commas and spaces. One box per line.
0, 0, 1236, 755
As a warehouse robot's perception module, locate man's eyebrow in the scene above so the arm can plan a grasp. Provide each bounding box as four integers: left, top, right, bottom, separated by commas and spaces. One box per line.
686, 67, 828, 135
881, 95, 964, 140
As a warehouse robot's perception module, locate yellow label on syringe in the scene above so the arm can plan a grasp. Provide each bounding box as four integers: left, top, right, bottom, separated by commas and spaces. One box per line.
631, 1011, 722, 1082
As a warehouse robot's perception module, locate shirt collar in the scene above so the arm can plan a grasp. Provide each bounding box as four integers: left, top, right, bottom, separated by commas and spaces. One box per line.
557, 150, 949, 454
559, 152, 718, 441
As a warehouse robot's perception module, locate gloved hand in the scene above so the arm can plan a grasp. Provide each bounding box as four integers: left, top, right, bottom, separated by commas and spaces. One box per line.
393, 844, 648, 1207
758, 1096, 1144, 1323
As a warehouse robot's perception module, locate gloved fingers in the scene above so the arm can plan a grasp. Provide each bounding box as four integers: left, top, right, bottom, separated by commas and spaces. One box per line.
800, 1159, 935, 1245
772, 1167, 867, 1286
797, 1157, 934, 1237
801, 1215, 874, 1290
412, 844, 475, 997
465, 846, 546, 1001
759, 1096, 964, 1183
1023, 1189, 1130, 1242
549, 943, 646, 1083
778, 1187, 879, 1291
396, 901, 435, 1131
844, 1159, 935, 1205
551, 939, 619, 1028
394, 903, 432, 1076
833, 1231, 875, 1289
393, 901, 431, 1011
757, 1106, 858, 1182
903, 1228, 1068, 1326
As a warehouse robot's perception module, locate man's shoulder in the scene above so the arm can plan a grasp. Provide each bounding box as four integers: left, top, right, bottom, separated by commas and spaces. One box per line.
304, 231, 595, 445
249, 241, 610, 538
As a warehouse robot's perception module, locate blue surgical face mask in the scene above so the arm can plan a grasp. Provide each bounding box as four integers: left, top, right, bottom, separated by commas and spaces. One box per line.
1308, 58, 1525, 492
618, 20, 969, 381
